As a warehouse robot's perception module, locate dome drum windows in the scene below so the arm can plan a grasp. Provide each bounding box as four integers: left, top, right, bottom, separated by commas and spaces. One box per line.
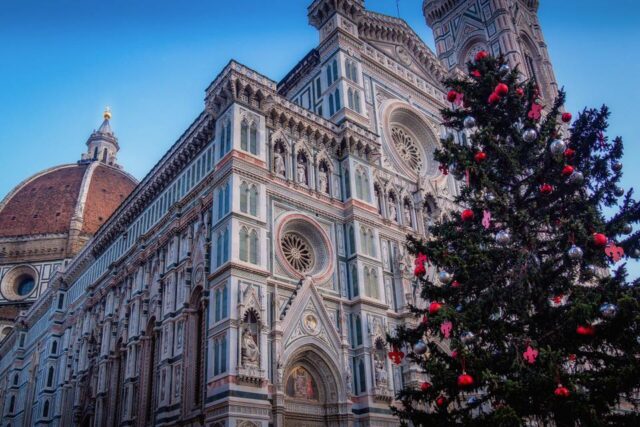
1, 265, 39, 301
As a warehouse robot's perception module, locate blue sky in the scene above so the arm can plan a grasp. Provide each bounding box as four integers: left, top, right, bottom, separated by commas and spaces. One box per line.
0, 0, 638, 277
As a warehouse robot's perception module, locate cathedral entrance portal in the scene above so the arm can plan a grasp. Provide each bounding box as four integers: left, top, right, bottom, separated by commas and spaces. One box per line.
282, 347, 350, 427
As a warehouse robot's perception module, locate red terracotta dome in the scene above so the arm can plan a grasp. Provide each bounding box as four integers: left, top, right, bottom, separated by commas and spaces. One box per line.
0, 162, 136, 239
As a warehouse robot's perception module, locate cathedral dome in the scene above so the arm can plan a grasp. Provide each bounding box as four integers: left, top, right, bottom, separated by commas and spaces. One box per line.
0, 162, 136, 240
0, 109, 137, 263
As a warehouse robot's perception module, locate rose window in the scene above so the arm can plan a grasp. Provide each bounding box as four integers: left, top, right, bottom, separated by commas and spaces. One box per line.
391, 126, 423, 172
276, 214, 334, 281
281, 232, 314, 273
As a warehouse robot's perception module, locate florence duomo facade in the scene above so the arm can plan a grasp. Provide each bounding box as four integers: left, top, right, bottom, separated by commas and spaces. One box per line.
0, 1, 557, 426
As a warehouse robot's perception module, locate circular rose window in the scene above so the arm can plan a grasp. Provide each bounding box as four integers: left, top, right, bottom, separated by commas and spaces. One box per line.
381, 101, 439, 179
391, 126, 423, 172
275, 214, 334, 282
1, 265, 38, 301
281, 232, 314, 273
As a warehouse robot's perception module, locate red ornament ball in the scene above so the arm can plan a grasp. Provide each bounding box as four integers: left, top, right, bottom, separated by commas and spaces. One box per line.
414, 264, 426, 277
495, 83, 509, 96
461, 209, 475, 221
388, 348, 405, 364
447, 90, 458, 102
429, 301, 443, 315
457, 373, 474, 388
451, 280, 461, 288
554, 384, 571, 398
475, 50, 488, 61
474, 151, 487, 163
561, 165, 575, 177
451, 350, 458, 359
421, 381, 432, 392
576, 324, 596, 336
436, 395, 446, 407
516, 88, 524, 97
488, 92, 501, 105
561, 112, 572, 123
540, 183, 554, 195
564, 148, 576, 158
593, 233, 607, 247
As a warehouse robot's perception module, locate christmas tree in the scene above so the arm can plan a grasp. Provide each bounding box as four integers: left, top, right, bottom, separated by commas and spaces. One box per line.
388, 52, 640, 426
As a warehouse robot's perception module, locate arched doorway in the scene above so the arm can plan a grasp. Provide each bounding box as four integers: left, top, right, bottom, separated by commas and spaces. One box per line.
282, 346, 349, 427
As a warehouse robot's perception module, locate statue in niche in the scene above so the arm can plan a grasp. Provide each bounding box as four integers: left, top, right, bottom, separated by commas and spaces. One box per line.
318, 167, 329, 194
345, 364, 353, 395
388, 197, 397, 222
297, 156, 308, 185
404, 205, 412, 227
274, 146, 286, 177
241, 326, 259, 367
374, 353, 388, 386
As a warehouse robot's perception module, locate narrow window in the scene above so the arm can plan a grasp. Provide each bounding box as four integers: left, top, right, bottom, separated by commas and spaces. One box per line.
239, 227, 248, 262
250, 230, 259, 264
224, 182, 230, 214
240, 182, 249, 213
46, 366, 54, 387
332, 59, 338, 81
351, 265, 359, 298
222, 285, 228, 318
249, 185, 258, 216
348, 226, 355, 255
249, 125, 258, 155
354, 91, 361, 114
240, 121, 249, 151
334, 89, 341, 111
223, 228, 229, 262
43, 400, 50, 418
329, 94, 334, 116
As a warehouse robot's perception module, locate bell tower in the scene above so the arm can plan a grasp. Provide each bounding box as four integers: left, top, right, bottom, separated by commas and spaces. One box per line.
423, 0, 558, 102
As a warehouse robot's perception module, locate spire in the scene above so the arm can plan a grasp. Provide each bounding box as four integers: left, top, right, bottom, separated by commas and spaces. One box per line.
80, 107, 120, 167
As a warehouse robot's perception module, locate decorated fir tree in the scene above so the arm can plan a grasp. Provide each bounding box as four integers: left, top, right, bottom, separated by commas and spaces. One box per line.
388, 52, 640, 426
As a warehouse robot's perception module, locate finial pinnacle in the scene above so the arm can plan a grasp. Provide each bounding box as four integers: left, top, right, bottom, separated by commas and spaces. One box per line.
103, 106, 112, 120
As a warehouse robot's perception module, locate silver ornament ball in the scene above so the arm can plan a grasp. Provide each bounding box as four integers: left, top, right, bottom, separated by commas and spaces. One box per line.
467, 396, 480, 406
549, 139, 566, 157
499, 64, 510, 73
568, 245, 584, 260
413, 340, 428, 355
463, 116, 477, 129
612, 161, 623, 172
585, 264, 598, 277
485, 192, 496, 202
599, 303, 618, 319
438, 271, 453, 284
623, 223, 633, 234
634, 249, 640, 259
614, 186, 625, 197
568, 171, 584, 185
495, 230, 511, 245
460, 331, 476, 344
522, 128, 538, 143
